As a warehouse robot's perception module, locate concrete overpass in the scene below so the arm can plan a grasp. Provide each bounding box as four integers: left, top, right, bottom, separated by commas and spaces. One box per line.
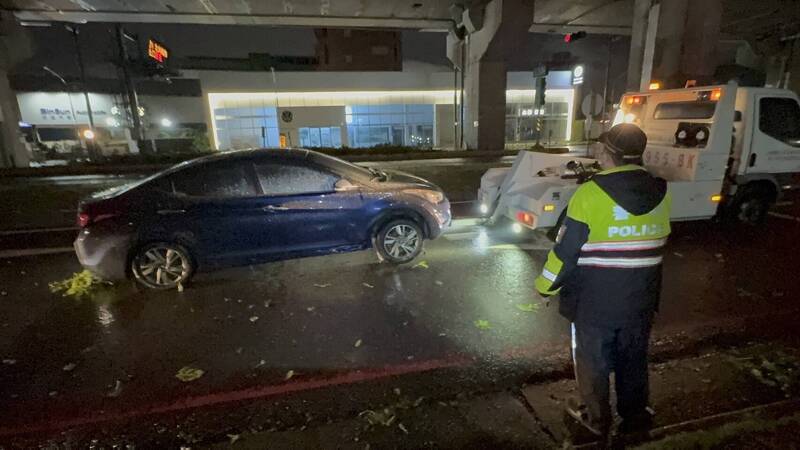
1, 0, 798, 166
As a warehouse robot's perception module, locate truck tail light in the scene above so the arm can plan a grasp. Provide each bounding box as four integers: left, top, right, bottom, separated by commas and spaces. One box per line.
516, 211, 535, 227
711, 194, 722, 203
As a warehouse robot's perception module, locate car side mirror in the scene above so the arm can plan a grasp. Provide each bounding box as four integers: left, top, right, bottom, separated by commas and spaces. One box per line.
566, 161, 578, 171
335, 178, 358, 192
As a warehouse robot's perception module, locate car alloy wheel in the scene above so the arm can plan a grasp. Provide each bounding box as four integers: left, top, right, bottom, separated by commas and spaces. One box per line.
376, 219, 424, 264
132, 243, 193, 289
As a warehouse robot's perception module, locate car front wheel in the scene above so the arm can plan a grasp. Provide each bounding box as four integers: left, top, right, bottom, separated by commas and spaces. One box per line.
131, 242, 195, 290
375, 219, 424, 264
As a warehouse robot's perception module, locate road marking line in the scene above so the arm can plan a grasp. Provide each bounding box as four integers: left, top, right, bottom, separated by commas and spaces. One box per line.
444, 231, 480, 240
489, 243, 551, 251
0, 227, 77, 235
768, 212, 800, 222
0, 355, 471, 438
0, 247, 74, 258
774, 201, 794, 207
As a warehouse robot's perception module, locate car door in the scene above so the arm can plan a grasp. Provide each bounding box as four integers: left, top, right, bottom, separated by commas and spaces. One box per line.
159, 159, 268, 268
747, 95, 800, 174
250, 157, 366, 259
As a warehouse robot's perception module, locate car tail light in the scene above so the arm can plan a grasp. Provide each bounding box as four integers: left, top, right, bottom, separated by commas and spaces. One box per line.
516, 211, 535, 227
77, 211, 118, 228
78, 212, 91, 228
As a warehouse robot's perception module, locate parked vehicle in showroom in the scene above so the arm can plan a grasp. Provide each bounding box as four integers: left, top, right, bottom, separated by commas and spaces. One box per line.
74, 148, 451, 289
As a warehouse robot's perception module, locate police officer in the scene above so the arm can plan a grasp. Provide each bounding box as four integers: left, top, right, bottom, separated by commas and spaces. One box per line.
535, 123, 671, 440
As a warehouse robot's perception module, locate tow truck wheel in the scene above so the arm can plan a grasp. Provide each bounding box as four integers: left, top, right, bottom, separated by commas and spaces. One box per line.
727, 184, 776, 225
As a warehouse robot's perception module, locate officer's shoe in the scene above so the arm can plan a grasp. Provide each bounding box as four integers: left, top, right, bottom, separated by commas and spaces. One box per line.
619, 406, 655, 435
563, 400, 608, 445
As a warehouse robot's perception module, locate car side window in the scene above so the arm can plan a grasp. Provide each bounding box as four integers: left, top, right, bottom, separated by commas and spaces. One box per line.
171, 161, 257, 198
254, 161, 339, 196
759, 97, 800, 144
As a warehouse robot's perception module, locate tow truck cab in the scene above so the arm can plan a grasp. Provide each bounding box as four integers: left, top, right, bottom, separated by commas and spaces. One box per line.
615, 84, 800, 223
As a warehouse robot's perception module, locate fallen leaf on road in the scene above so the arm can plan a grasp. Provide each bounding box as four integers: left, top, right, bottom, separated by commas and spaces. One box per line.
515, 303, 540, 313
175, 366, 205, 382
314, 283, 332, 288
2, 358, 16, 365
256, 359, 266, 368
362, 282, 374, 288
474, 319, 492, 330
63, 363, 76, 372
413, 260, 429, 269
264, 300, 273, 308
249, 316, 259, 323
224, 297, 231, 302
285, 370, 295, 380
673, 252, 684, 258
177, 282, 184, 293
227, 434, 240, 444
398, 423, 409, 434
235, 347, 243, 354
49, 270, 112, 299
394, 388, 402, 396
107, 380, 122, 397
306, 306, 316, 312
435, 280, 444, 286
354, 339, 363, 348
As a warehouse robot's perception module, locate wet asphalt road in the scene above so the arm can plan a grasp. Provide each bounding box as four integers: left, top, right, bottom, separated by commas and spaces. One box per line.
0, 196, 799, 445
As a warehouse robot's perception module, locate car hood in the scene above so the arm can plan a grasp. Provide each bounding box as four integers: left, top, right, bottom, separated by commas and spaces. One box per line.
380, 169, 440, 190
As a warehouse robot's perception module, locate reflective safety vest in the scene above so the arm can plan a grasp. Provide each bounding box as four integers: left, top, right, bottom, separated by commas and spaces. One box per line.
534, 165, 672, 325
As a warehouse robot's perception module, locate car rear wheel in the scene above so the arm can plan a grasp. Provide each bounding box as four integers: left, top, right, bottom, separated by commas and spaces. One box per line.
375, 219, 424, 264
131, 243, 194, 290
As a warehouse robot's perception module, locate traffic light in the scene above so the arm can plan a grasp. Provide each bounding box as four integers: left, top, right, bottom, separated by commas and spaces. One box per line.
564, 31, 587, 43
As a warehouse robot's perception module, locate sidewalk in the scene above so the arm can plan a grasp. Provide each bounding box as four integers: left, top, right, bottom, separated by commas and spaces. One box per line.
208, 343, 800, 449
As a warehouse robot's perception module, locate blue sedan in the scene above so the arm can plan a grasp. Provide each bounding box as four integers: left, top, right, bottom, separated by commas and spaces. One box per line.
74, 149, 451, 289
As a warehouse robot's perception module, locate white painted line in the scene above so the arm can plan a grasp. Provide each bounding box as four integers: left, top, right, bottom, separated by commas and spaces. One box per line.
768, 212, 800, 222
444, 232, 479, 241
0, 247, 74, 258
449, 200, 477, 205
489, 243, 551, 251
0, 227, 77, 236
774, 201, 794, 207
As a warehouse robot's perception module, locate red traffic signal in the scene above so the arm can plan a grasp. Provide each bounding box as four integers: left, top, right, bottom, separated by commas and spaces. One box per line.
564, 31, 587, 43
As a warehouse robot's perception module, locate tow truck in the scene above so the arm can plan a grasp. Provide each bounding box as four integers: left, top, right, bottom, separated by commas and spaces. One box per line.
478, 81, 800, 234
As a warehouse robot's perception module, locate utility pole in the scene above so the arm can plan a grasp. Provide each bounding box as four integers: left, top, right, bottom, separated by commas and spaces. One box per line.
116, 24, 143, 143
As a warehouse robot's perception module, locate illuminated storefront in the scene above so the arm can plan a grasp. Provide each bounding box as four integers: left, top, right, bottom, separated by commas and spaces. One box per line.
207, 83, 575, 150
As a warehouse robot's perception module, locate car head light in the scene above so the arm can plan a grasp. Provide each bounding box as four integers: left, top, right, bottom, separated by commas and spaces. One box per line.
404, 189, 444, 204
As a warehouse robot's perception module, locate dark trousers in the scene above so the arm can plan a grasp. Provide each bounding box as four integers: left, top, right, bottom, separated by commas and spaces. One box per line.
571, 318, 653, 431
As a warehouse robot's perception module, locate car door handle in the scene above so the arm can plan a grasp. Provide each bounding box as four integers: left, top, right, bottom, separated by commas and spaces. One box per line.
262, 205, 289, 212
157, 209, 186, 215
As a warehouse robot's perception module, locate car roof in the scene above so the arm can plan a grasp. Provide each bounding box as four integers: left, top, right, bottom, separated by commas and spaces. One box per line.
163, 148, 314, 174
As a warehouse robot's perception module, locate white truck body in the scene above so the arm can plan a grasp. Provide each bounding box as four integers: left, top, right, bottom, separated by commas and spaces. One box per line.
479, 82, 800, 230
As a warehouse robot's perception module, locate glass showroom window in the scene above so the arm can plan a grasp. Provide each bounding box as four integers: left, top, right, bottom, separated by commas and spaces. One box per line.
214, 105, 280, 149
505, 101, 568, 144
345, 104, 434, 148
299, 127, 343, 148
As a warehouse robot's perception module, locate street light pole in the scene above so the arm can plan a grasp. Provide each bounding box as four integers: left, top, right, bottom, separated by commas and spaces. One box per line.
66, 25, 95, 132
42, 66, 78, 130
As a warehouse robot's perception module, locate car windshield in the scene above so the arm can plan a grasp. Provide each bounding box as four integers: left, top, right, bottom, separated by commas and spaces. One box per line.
307, 152, 376, 183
